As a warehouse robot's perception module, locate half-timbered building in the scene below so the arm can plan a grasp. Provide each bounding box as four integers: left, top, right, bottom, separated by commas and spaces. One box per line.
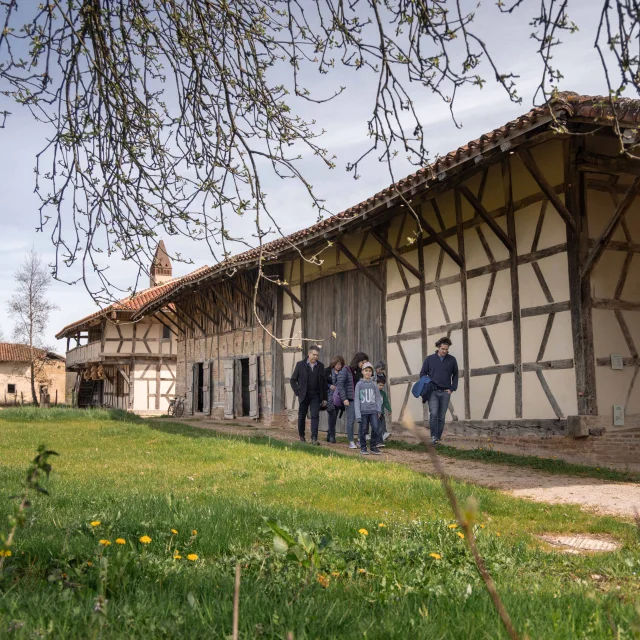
127, 93, 639, 466
57, 242, 207, 413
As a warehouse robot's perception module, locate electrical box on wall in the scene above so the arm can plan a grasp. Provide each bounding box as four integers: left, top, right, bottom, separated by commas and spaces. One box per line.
613, 405, 625, 426
610, 354, 624, 370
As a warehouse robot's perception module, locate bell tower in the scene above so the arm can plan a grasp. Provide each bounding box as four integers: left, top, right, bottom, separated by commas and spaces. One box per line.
150, 240, 173, 287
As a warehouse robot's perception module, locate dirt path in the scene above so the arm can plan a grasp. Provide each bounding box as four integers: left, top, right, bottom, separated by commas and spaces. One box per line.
170, 418, 640, 519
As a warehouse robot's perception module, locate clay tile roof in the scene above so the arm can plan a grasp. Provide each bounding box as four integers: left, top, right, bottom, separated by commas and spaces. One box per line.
55, 265, 210, 339
129, 91, 640, 317
0, 343, 64, 362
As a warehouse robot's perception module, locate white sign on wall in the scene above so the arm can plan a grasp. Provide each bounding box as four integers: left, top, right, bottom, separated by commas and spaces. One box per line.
613, 404, 625, 427
610, 354, 624, 370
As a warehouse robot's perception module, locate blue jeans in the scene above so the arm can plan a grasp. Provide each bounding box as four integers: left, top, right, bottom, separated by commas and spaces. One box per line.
428, 390, 451, 441
359, 413, 380, 452
344, 401, 356, 442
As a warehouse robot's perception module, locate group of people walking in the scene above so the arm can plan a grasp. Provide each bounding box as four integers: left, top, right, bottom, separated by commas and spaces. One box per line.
290, 336, 459, 454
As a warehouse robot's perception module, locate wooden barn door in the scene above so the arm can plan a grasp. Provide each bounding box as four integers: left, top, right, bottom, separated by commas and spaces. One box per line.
187, 363, 196, 415
202, 360, 211, 415
304, 265, 386, 432
223, 360, 235, 419
248, 355, 259, 419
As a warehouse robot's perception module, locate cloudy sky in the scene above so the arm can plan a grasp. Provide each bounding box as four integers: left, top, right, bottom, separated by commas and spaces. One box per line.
0, 1, 621, 350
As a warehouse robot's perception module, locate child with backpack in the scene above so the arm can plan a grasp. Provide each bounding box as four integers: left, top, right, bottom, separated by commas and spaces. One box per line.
354, 362, 383, 456
326, 355, 345, 443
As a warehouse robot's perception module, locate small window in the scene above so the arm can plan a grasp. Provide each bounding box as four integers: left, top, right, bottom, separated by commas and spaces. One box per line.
7, 383, 16, 394
162, 325, 171, 339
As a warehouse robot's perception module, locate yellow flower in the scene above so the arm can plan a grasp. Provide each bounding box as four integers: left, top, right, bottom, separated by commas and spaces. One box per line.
448, 523, 458, 529
0, 550, 11, 557
496, 532, 501, 537
99, 539, 111, 546
378, 523, 386, 528
331, 571, 341, 577
358, 528, 368, 536
429, 553, 442, 560
457, 532, 465, 540
173, 552, 182, 560
358, 568, 366, 574
139, 535, 152, 544
90, 521, 101, 527
187, 554, 199, 561
317, 574, 330, 588
87, 561, 93, 566
192, 530, 197, 536
171, 529, 178, 535
115, 538, 126, 545
479, 524, 486, 529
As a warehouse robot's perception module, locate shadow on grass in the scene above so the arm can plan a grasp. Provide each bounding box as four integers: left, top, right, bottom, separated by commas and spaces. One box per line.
146, 418, 349, 459
0, 406, 143, 424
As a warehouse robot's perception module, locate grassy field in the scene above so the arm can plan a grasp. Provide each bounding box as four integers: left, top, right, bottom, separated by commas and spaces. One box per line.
0, 408, 639, 639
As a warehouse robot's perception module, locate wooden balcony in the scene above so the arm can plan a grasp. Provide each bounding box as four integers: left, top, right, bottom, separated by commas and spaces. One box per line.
66, 341, 101, 368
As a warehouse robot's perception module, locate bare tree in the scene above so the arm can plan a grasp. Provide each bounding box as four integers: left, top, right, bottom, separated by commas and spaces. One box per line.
0, 2, 637, 305
7, 250, 58, 405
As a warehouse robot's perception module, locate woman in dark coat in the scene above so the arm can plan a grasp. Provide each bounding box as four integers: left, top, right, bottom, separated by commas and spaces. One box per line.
325, 355, 345, 443
337, 351, 369, 449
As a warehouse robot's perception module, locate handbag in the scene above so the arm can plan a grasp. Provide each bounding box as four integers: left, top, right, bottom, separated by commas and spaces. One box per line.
332, 387, 343, 408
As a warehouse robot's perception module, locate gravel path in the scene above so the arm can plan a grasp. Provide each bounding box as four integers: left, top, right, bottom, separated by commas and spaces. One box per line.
169, 418, 640, 519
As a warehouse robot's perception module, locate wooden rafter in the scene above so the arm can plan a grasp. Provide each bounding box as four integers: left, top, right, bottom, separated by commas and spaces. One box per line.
193, 300, 220, 328
158, 310, 182, 334
370, 228, 424, 281
201, 290, 234, 326
174, 306, 202, 334
279, 282, 303, 309
154, 313, 178, 337
518, 149, 577, 231
335, 241, 384, 292
227, 278, 269, 312
581, 176, 640, 279
577, 150, 640, 177
458, 184, 514, 251
212, 289, 246, 326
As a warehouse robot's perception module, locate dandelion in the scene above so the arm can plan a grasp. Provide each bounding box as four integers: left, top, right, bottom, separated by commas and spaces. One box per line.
496, 532, 501, 537
457, 532, 465, 540
0, 550, 11, 557
139, 535, 152, 544
115, 538, 126, 545
187, 554, 199, 561
173, 552, 182, 560
192, 530, 197, 536
429, 553, 442, 560
479, 524, 486, 529
87, 561, 93, 566
448, 523, 458, 529
99, 539, 111, 546
331, 571, 341, 577
358, 528, 368, 536
90, 521, 101, 527
378, 523, 386, 528
358, 568, 366, 574
317, 574, 330, 588
171, 529, 178, 535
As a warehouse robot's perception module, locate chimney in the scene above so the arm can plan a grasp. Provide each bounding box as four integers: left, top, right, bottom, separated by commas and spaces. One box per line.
150, 240, 173, 287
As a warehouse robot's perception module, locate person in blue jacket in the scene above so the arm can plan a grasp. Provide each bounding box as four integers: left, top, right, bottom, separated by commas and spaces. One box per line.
419, 337, 458, 445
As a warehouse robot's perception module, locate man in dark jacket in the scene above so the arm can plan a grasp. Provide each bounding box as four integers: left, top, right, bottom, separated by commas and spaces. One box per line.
290, 345, 327, 444
419, 337, 458, 445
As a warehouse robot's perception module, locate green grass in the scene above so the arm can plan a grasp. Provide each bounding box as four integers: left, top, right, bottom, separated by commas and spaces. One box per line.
380, 438, 640, 483
0, 407, 639, 639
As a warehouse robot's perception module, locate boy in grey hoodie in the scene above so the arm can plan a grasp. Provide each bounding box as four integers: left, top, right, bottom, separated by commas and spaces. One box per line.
354, 362, 383, 456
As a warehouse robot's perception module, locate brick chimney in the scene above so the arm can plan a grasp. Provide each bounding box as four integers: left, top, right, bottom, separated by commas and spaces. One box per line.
150, 240, 173, 287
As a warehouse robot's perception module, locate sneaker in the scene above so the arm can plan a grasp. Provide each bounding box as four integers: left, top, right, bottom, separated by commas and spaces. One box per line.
311, 438, 319, 446
370, 447, 382, 455
377, 443, 386, 448
360, 449, 370, 455
382, 432, 391, 441
299, 437, 306, 443
430, 437, 437, 446
349, 442, 358, 449
329, 437, 337, 444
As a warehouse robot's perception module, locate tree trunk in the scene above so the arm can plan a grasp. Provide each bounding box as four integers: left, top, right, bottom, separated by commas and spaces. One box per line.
30, 360, 38, 405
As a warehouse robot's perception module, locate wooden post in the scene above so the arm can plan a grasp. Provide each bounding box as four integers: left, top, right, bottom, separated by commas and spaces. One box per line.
455, 190, 471, 420
55, 389, 58, 406
299, 257, 306, 349
565, 137, 598, 415
503, 158, 523, 418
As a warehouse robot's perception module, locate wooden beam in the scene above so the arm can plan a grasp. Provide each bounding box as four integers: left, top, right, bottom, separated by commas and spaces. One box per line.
193, 300, 220, 329
581, 176, 640, 279
211, 289, 246, 326
458, 184, 514, 251
503, 158, 523, 419
455, 189, 471, 420
228, 278, 269, 313
417, 204, 464, 267
578, 151, 640, 177
278, 282, 303, 309
154, 313, 178, 337
335, 241, 384, 292
592, 298, 640, 311
518, 148, 577, 231
174, 306, 201, 334
115, 365, 130, 385
370, 228, 424, 281
158, 310, 182, 333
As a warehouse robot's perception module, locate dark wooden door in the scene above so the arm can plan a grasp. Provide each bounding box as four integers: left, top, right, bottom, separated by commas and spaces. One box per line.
304, 265, 386, 432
